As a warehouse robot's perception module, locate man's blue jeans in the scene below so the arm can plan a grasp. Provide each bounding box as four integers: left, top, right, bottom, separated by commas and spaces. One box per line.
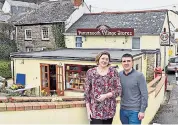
120, 109, 141, 124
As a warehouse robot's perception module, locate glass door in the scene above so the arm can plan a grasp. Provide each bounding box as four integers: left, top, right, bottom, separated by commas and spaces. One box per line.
56, 65, 64, 96
40, 63, 50, 95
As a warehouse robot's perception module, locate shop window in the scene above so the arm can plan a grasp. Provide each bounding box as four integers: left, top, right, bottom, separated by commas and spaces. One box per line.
75, 36, 82, 47
65, 64, 95, 91
132, 37, 140, 49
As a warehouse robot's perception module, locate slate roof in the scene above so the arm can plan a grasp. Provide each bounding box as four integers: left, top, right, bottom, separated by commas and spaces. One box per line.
0, 2, 3, 9
4, 0, 37, 16
10, 6, 36, 15
12, 0, 37, 3
8, 12, 26, 23
10, 48, 143, 62
66, 9, 167, 35
6, 0, 37, 7
0, 11, 11, 22
0, 0, 5, 4
9, 0, 48, 4
13, 0, 76, 25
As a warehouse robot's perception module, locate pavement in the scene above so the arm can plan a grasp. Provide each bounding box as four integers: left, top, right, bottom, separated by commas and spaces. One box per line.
151, 73, 178, 124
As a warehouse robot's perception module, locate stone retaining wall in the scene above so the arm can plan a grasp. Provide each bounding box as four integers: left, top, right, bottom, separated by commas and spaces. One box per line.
146, 54, 156, 82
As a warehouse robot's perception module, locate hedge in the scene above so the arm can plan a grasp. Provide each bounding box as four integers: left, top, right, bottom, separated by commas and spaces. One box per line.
0, 60, 11, 79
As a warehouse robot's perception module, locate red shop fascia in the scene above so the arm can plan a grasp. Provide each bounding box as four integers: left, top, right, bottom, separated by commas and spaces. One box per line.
76, 25, 134, 36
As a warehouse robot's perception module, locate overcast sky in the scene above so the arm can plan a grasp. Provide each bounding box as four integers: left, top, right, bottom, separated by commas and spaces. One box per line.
85, 0, 178, 12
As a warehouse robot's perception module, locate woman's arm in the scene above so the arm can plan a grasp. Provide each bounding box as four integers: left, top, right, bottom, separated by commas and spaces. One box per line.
112, 69, 122, 98
84, 69, 92, 107
84, 69, 93, 120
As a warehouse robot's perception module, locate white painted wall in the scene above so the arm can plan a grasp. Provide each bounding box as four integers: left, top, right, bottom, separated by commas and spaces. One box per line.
2, 0, 11, 13
168, 11, 178, 30
65, 3, 90, 31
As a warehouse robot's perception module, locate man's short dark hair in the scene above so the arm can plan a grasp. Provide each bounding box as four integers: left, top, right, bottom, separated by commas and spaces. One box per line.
121, 53, 133, 60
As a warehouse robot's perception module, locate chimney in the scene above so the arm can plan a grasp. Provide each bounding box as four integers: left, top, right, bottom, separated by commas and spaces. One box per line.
73, 0, 83, 7
173, 5, 176, 12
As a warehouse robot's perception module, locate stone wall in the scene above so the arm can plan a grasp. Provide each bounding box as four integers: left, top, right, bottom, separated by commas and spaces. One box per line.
146, 54, 156, 82
16, 24, 56, 52
133, 56, 142, 72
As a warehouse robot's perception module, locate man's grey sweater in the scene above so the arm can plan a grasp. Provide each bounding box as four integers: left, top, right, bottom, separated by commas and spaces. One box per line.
119, 69, 148, 113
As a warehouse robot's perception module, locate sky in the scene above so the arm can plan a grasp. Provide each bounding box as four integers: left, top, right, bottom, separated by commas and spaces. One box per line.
84, 0, 178, 12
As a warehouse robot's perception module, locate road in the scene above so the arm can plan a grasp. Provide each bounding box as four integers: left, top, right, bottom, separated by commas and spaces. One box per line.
167, 72, 176, 84
151, 72, 178, 124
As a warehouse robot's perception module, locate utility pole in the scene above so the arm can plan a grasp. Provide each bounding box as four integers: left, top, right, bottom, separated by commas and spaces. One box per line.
163, 28, 168, 72
160, 28, 169, 72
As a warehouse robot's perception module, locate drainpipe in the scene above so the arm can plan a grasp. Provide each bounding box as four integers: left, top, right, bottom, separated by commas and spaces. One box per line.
11, 58, 15, 84
166, 11, 171, 50
165, 11, 171, 91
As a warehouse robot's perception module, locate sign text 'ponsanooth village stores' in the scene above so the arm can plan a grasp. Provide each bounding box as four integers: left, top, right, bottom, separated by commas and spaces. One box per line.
77, 25, 134, 36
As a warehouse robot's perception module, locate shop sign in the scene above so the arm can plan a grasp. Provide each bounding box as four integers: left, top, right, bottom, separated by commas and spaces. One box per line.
160, 32, 169, 46
77, 25, 134, 36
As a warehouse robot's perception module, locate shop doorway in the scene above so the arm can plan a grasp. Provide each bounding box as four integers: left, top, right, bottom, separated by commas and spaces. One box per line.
40, 63, 64, 96
49, 65, 56, 94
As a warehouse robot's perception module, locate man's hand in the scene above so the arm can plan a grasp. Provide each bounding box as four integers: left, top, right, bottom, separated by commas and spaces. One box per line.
96, 94, 107, 102
138, 112, 145, 120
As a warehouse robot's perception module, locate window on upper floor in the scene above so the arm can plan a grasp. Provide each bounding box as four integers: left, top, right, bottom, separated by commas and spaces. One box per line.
132, 37, 140, 49
25, 29, 32, 40
75, 36, 83, 47
41, 27, 49, 40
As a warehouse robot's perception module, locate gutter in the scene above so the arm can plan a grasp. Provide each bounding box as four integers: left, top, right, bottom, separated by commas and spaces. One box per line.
10, 51, 144, 63
12, 59, 15, 83
14, 22, 64, 26
10, 56, 122, 62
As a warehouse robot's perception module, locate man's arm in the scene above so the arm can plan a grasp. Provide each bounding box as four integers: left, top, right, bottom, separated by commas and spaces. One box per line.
138, 73, 148, 113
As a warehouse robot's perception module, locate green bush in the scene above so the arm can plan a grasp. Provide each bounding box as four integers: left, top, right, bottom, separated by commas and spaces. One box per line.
0, 60, 11, 79
0, 40, 17, 60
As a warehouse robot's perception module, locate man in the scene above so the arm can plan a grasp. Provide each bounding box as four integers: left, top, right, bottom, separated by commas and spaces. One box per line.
119, 53, 148, 124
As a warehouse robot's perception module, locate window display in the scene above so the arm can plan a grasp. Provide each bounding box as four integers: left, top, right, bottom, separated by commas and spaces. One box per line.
65, 64, 95, 91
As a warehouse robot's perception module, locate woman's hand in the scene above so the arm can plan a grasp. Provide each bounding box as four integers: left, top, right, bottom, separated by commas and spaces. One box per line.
96, 94, 107, 102
96, 92, 113, 102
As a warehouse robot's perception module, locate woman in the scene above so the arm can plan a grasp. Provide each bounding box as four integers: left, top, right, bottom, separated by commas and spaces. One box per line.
84, 51, 122, 124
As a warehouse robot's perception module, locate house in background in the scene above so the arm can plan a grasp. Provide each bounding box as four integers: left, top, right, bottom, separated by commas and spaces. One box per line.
2, 0, 37, 15
10, 0, 90, 52
65, 9, 178, 80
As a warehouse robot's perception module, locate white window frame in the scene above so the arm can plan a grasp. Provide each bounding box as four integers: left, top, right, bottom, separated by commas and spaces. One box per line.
41, 27, 49, 40
25, 29, 32, 40
75, 36, 83, 48
132, 37, 141, 50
